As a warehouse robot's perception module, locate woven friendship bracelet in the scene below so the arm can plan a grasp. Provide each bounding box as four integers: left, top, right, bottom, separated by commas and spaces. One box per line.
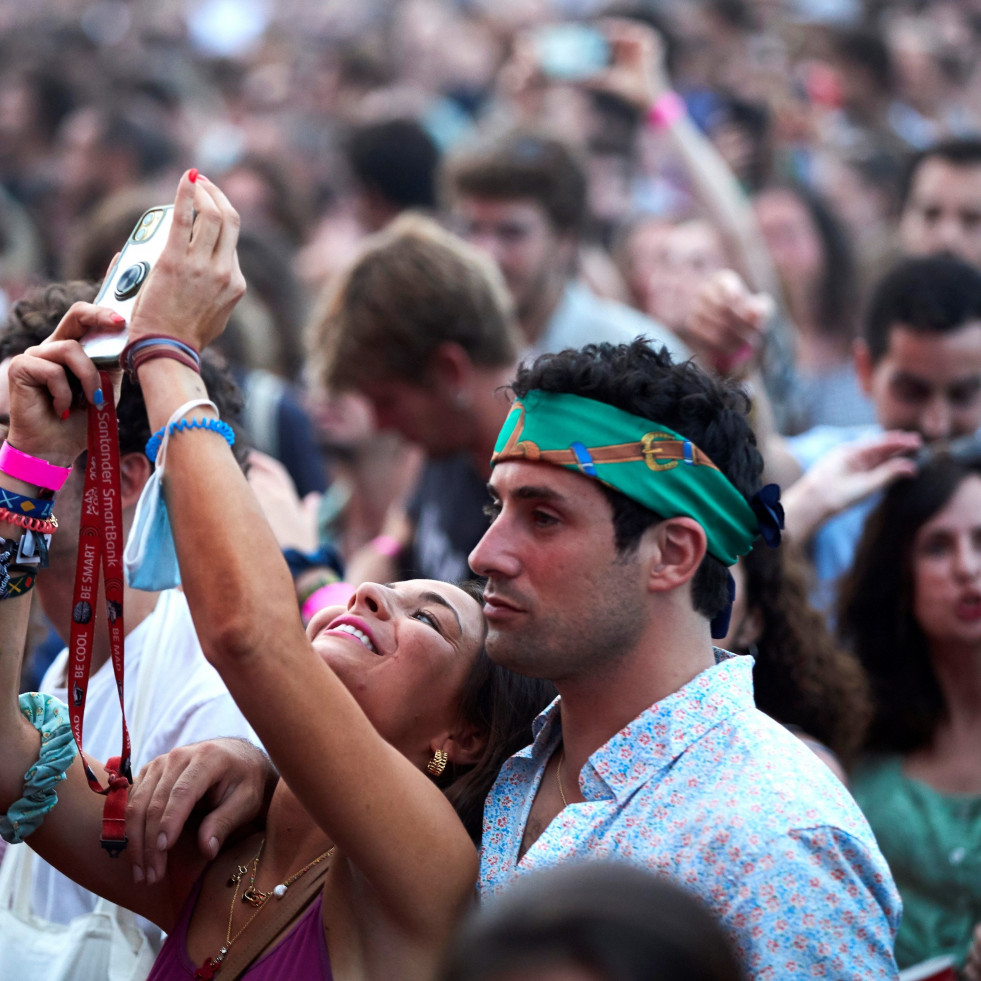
0, 486, 55, 521
0, 537, 41, 599
146, 416, 235, 463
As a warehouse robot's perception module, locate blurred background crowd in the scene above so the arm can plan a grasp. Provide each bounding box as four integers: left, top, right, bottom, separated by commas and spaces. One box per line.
4, 0, 981, 975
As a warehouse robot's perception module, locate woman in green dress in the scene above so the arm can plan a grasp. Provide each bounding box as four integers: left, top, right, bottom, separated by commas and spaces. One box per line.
838, 448, 981, 972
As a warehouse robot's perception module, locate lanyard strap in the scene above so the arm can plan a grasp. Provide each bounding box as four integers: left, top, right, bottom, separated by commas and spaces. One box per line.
68, 371, 131, 857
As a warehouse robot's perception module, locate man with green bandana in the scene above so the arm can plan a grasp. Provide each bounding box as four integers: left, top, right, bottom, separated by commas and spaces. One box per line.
472, 340, 901, 979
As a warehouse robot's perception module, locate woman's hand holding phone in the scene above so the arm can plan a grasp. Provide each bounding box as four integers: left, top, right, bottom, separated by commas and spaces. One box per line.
126, 171, 246, 355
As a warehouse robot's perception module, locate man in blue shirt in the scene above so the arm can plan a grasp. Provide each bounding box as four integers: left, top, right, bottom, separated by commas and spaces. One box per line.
469, 339, 900, 978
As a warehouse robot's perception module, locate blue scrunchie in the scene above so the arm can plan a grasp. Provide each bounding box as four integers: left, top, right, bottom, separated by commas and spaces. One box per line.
0, 693, 78, 844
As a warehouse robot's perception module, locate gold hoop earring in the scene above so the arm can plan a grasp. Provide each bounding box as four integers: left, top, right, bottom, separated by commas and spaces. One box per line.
427, 749, 448, 777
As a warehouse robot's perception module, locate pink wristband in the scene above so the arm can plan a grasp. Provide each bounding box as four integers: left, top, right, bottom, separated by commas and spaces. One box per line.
646, 91, 686, 130
0, 442, 72, 492
369, 534, 403, 559
301, 581, 355, 623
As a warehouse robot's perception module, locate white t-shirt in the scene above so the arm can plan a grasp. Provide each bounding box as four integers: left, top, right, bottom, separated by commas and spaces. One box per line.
31, 589, 260, 937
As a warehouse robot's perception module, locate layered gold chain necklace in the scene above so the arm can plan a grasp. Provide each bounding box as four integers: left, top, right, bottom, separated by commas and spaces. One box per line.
193, 838, 334, 980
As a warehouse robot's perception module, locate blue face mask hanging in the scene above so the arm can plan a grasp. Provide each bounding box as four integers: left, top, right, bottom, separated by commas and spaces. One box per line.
123, 466, 180, 590
123, 398, 217, 591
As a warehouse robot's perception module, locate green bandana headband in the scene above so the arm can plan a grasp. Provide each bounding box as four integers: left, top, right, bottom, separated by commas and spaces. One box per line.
491, 390, 761, 566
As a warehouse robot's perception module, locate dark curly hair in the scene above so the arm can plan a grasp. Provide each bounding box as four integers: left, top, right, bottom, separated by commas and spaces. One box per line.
739, 544, 871, 765
837, 452, 981, 753
510, 339, 763, 620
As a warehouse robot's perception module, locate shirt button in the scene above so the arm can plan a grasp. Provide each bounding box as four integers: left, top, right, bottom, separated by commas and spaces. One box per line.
949, 847, 966, 865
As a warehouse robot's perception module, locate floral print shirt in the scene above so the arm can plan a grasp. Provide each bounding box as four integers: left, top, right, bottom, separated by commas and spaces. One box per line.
480, 652, 901, 979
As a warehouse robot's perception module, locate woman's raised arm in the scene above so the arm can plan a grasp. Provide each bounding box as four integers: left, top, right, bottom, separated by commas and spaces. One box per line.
125, 172, 479, 936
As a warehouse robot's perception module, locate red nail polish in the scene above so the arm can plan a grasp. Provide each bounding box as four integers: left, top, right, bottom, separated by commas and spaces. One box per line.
61, 409, 70, 421
189, 168, 199, 183
196, 173, 209, 183
110, 313, 126, 325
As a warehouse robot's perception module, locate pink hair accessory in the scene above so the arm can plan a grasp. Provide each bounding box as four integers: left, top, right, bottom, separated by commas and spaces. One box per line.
0, 442, 72, 492
302, 582, 355, 623
646, 91, 686, 130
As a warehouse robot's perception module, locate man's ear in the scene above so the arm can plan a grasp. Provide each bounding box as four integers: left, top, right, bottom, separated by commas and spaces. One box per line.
853, 338, 875, 397
427, 342, 476, 404
643, 517, 707, 593
119, 451, 152, 509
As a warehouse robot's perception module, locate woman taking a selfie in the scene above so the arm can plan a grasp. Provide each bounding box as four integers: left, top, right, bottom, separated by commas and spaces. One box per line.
838, 449, 981, 972
0, 171, 551, 980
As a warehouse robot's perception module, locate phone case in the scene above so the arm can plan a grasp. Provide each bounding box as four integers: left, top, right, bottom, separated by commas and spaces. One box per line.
83, 204, 174, 366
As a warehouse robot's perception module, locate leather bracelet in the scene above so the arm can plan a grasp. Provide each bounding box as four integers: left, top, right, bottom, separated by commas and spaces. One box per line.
0, 442, 72, 492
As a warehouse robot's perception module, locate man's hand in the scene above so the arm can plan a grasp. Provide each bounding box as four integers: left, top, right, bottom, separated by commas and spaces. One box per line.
683, 269, 774, 379
585, 18, 669, 112
782, 431, 922, 544
126, 738, 277, 886
966, 921, 981, 981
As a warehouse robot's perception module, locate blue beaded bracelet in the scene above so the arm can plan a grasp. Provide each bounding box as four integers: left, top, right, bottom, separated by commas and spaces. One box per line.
145, 417, 236, 463
0, 693, 78, 844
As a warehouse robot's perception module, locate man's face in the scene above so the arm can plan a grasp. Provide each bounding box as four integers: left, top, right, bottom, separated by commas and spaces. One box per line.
859, 322, 981, 440
357, 375, 464, 457
451, 196, 573, 321
468, 461, 648, 681
899, 158, 981, 267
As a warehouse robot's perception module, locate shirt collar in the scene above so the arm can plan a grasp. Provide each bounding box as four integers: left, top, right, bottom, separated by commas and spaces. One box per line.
524, 651, 755, 802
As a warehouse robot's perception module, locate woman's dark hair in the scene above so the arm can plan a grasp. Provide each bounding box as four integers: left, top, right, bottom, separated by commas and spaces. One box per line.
511, 340, 763, 621
739, 545, 871, 765
837, 453, 981, 753
436, 579, 555, 843
439, 862, 744, 981
760, 183, 858, 343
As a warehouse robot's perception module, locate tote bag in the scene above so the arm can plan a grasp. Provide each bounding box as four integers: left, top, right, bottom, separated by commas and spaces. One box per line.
0, 604, 166, 981
0, 844, 158, 981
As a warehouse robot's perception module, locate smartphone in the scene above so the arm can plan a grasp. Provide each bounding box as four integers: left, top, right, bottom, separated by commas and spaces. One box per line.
534, 23, 610, 81
83, 204, 174, 367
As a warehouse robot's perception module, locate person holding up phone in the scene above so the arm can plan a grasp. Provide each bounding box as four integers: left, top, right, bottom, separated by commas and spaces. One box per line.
0, 172, 551, 981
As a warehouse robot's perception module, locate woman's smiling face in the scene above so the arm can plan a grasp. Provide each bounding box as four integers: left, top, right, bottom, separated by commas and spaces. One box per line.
307, 579, 487, 752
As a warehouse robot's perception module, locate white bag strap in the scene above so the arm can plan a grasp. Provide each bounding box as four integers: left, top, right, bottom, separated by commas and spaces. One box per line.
0, 841, 37, 916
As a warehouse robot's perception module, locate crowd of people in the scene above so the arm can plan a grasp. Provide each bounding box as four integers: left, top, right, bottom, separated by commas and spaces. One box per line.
2, 0, 981, 978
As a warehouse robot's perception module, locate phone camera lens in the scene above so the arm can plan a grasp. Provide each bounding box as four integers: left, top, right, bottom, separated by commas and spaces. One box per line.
114, 261, 151, 301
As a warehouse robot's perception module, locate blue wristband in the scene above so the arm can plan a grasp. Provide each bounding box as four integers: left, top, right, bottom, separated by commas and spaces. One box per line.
145, 417, 236, 463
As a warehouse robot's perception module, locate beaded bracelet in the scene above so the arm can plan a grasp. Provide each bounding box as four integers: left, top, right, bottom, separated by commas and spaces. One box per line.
0, 693, 78, 844
146, 417, 235, 464
0, 485, 55, 521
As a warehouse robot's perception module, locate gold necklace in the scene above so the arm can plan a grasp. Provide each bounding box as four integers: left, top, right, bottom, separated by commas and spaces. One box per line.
556, 749, 569, 808
193, 838, 334, 981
